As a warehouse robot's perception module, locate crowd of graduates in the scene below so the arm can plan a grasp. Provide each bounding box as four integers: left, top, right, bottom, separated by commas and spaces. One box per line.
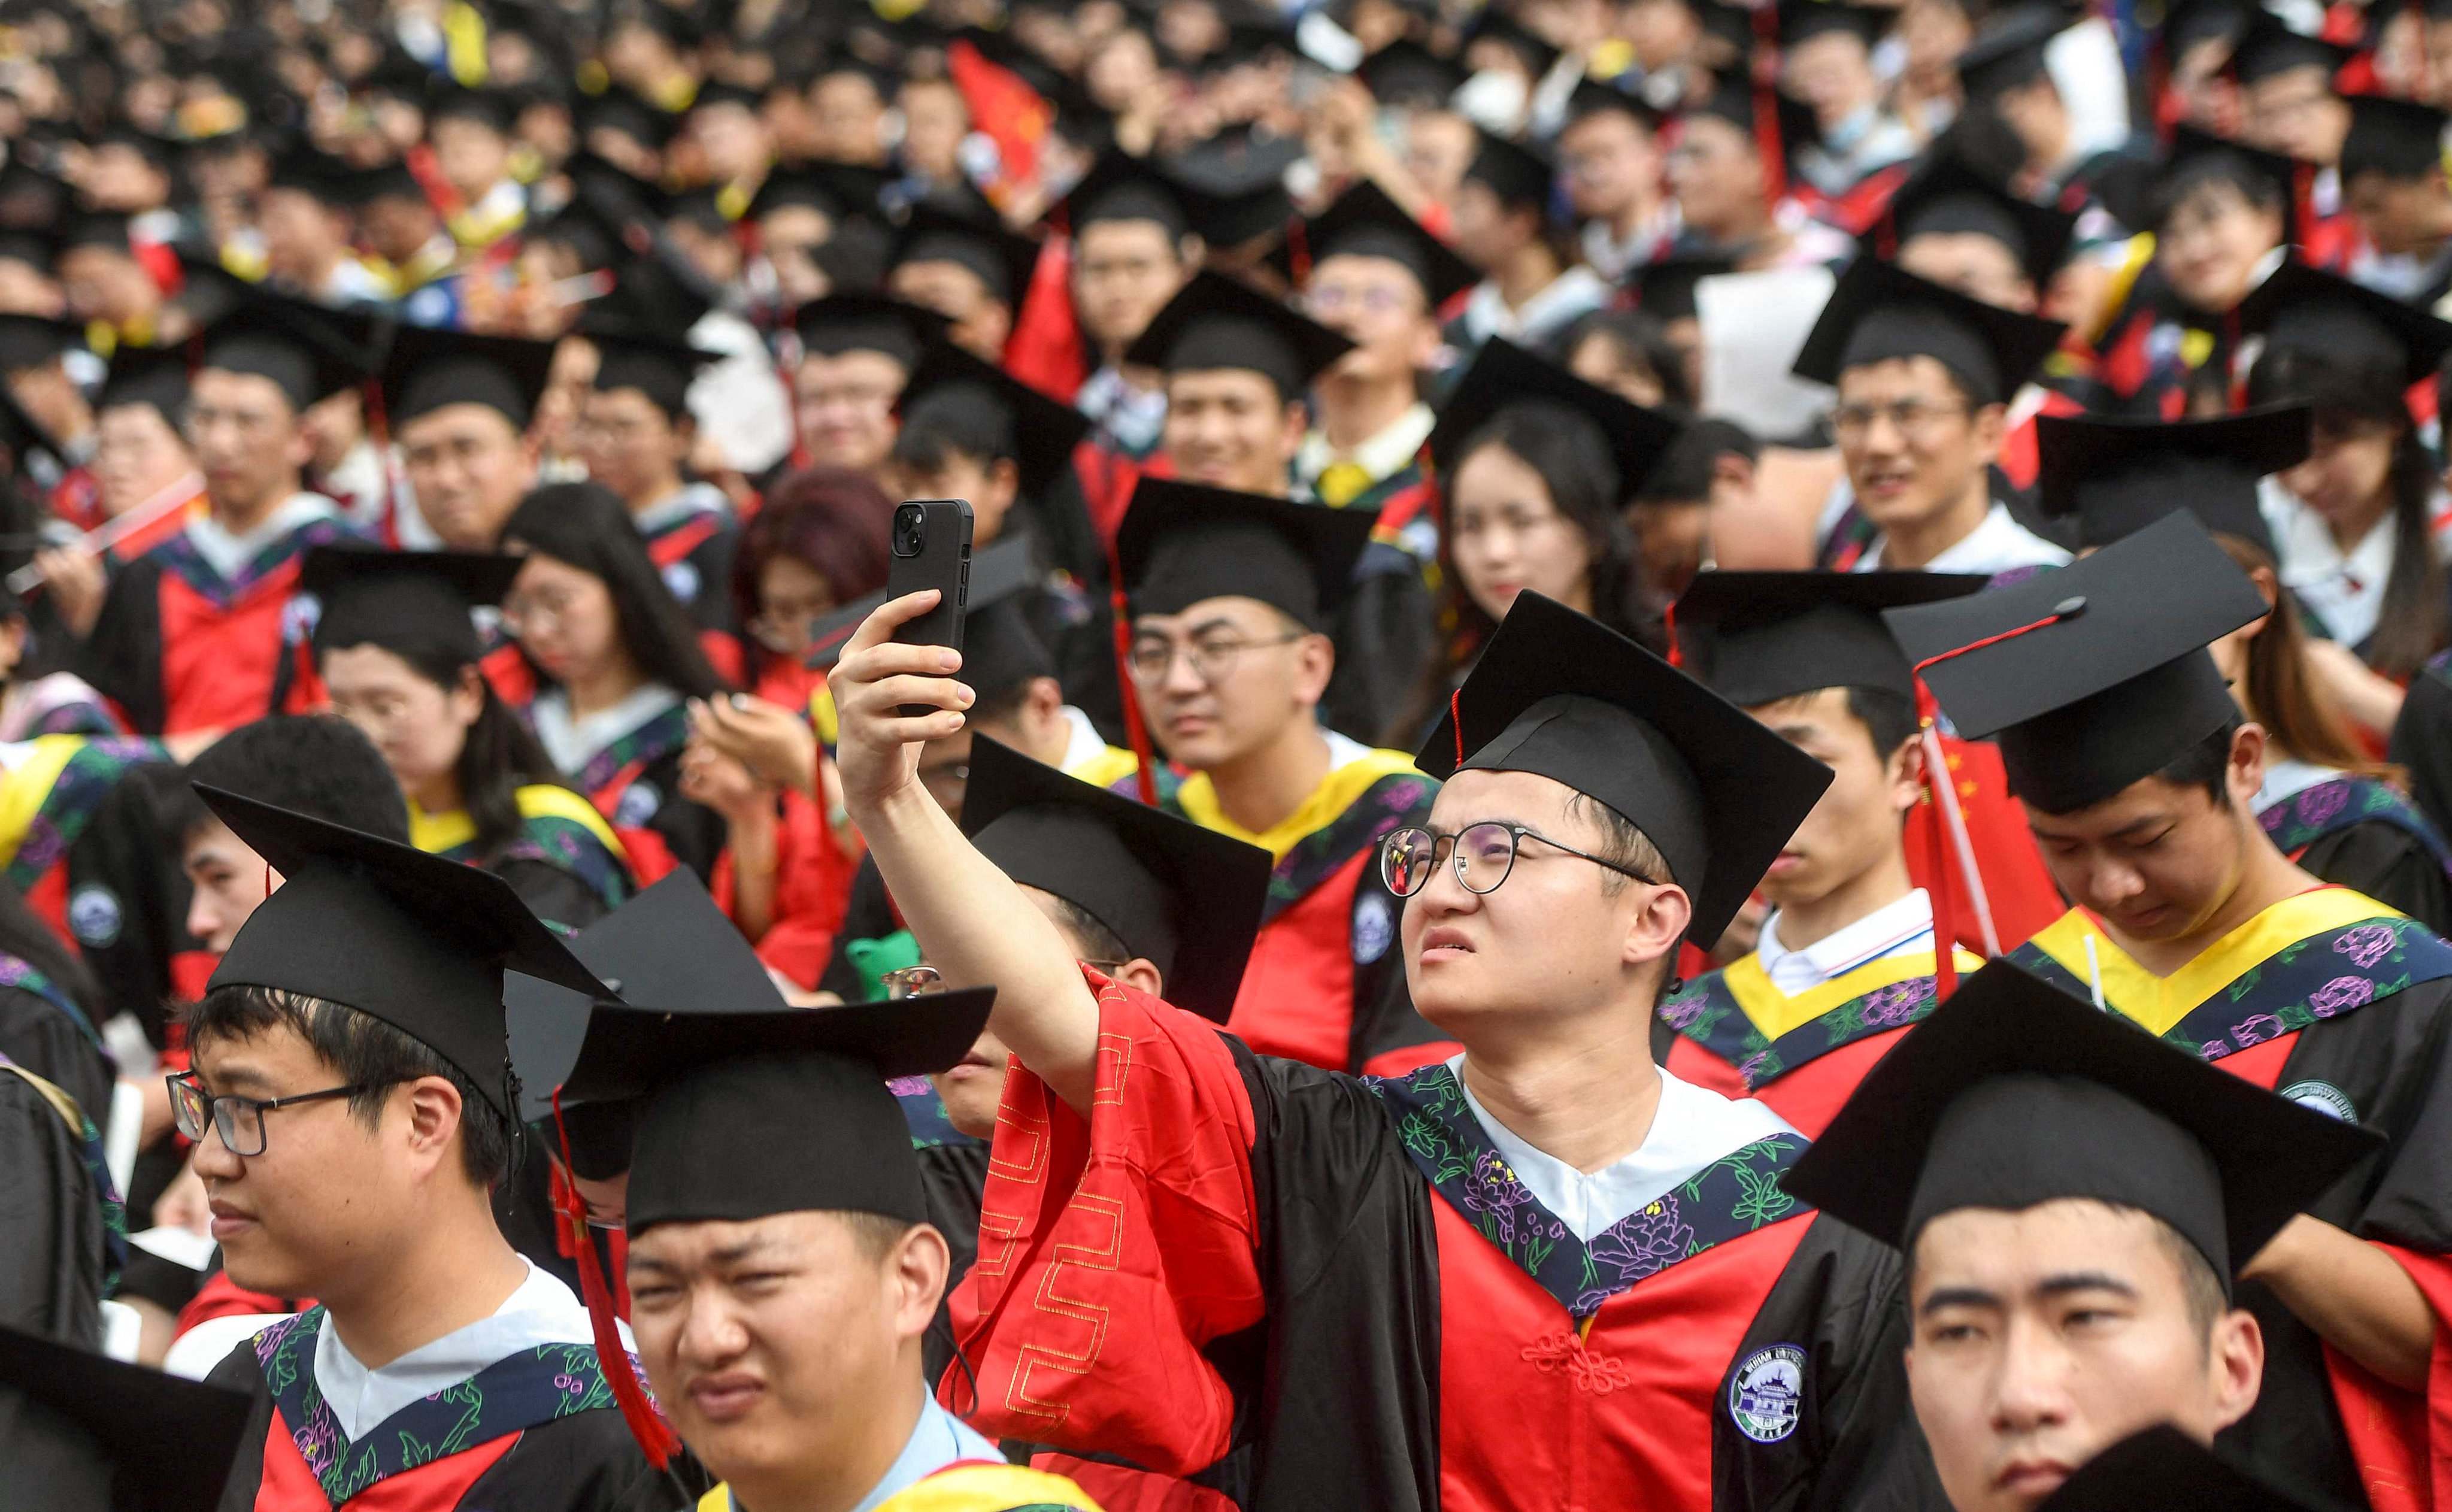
9, 0, 2452, 1507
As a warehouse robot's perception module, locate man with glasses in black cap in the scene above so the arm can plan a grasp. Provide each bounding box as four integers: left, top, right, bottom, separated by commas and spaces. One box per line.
829, 583, 1921, 1511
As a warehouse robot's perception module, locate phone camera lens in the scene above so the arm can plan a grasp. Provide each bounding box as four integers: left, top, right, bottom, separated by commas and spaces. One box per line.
892, 505, 926, 557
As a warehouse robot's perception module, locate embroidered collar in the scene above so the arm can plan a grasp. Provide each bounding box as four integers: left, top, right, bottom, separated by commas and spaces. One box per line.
1296, 403, 1435, 496
2259, 773, 2451, 875
1661, 947, 1978, 1089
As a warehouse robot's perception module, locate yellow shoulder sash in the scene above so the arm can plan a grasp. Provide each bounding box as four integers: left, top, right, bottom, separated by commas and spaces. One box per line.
409, 786, 626, 860
1722, 946, 1985, 1043
0, 736, 90, 871
1176, 746, 1422, 861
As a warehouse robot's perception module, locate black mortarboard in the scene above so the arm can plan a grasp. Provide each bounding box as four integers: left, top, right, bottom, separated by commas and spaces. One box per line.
1268, 178, 1478, 308
1416, 592, 1833, 948
750, 160, 892, 225
1793, 254, 2068, 405
1954, 3, 2071, 101
952, 536, 1056, 698
690, 79, 764, 114
1565, 78, 1663, 132
265, 146, 354, 202
1635, 250, 1738, 322
1886, 153, 2078, 290
1124, 268, 1355, 398
1465, 8, 1562, 75
196, 293, 381, 412
2341, 93, 2449, 183
1054, 151, 1194, 240
381, 322, 554, 429
2035, 406, 2309, 556
1881, 512, 2270, 814
577, 87, 677, 151
59, 212, 135, 257
586, 325, 719, 420
898, 338, 1090, 504
2035, 1426, 2321, 1512
0, 1322, 254, 1512
0, 313, 81, 370
1160, 126, 1302, 245
1462, 128, 1556, 213
2230, 11, 2351, 85
2166, 0, 2254, 59
1427, 337, 1683, 504
1784, 960, 2380, 1287
2239, 259, 2452, 387
891, 200, 1044, 307
791, 291, 950, 369
201, 786, 610, 1117
1356, 37, 1466, 105
345, 160, 429, 208
962, 735, 1269, 1020
1117, 478, 1377, 630
0, 228, 57, 270
1674, 570, 1989, 706
429, 84, 519, 134
96, 345, 188, 425
1779, 0, 1890, 49
2157, 123, 2303, 241
1681, 75, 1821, 171
304, 543, 518, 664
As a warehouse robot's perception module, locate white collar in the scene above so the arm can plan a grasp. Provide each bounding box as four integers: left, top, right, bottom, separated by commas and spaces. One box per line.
1057, 705, 1110, 776
1451, 1056, 1796, 1242
1296, 401, 1435, 492
2256, 757, 2346, 811
2266, 479, 2396, 650
1459, 266, 1613, 346
1755, 889, 1935, 998
188, 493, 337, 581
1857, 502, 2072, 574
311, 1260, 610, 1443
530, 684, 683, 775
634, 482, 732, 535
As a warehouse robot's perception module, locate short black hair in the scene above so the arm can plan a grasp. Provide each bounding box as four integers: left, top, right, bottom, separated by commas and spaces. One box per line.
1847, 686, 1920, 760
1634, 416, 1759, 507
168, 714, 410, 851
1045, 892, 1132, 966
181, 986, 515, 1189
892, 386, 1017, 475
2154, 713, 2243, 806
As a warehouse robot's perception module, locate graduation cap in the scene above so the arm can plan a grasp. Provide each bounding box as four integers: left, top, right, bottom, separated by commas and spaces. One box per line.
264, 146, 356, 202
1884, 153, 2078, 291
1159, 126, 1303, 245
58, 211, 135, 258
1416, 591, 1834, 948
95, 344, 188, 425
303, 543, 519, 665
1793, 254, 2068, 405
2340, 93, 2450, 184
429, 83, 520, 134
2230, 10, 2352, 85
1681, 74, 1823, 173
196, 293, 384, 413
380, 322, 554, 431
2035, 405, 2310, 556
0, 1322, 255, 1512
1784, 960, 2380, 1287
200, 786, 610, 1117
2033, 1425, 2321, 1512
1462, 128, 1556, 212
577, 87, 678, 151
344, 159, 431, 209
1634, 250, 1738, 322
1564, 77, 1663, 132
585, 324, 720, 419
1117, 478, 1378, 630
2166, 0, 2255, 59
1674, 570, 1990, 707
890, 200, 1044, 307
1428, 337, 1683, 504
2156, 123, 2304, 241
1954, 3, 2073, 101
898, 338, 1091, 504
962, 735, 1269, 1020
0, 226, 57, 271
1356, 37, 1466, 106
689, 78, 765, 115
1053, 150, 1194, 241
792, 292, 949, 371
0, 313, 81, 371
1464, 7, 1562, 75
2239, 258, 2452, 388
1124, 268, 1355, 398
749, 160, 892, 226
1269, 178, 1477, 308
1779, 0, 1890, 50
1881, 511, 2270, 815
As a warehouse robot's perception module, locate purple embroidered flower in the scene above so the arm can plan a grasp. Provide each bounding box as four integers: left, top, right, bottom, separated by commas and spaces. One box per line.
1860, 980, 1933, 1030
1658, 992, 1710, 1031
2230, 1013, 2286, 1047
293, 1408, 345, 1474
2333, 923, 2398, 970
1735, 1051, 1773, 1086
2308, 976, 2376, 1017
16, 816, 64, 873
1460, 1149, 1534, 1245
1591, 1198, 1695, 1287
2298, 784, 2350, 828
885, 1075, 933, 1098
2201, 1041, 2229, 1060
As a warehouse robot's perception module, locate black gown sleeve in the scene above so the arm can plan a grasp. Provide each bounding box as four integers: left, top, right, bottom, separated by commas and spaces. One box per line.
2294, 821, 2452, 937
205, 1343, 274, 1512
75, 560, 165, 735
2389, 656, 2452, 840
1320, 555, 1435, 749
818, 857, 900, 1001
918, 1140, 991, 1387
0, 987, 112, 1134
460, 1407, 707, 1512
64, 759, 193, 1048
494, 857, 614, 934
0, 1072, 103, 1344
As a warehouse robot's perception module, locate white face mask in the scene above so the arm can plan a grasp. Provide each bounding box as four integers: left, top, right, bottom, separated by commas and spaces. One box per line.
1455, 69, 1530, 137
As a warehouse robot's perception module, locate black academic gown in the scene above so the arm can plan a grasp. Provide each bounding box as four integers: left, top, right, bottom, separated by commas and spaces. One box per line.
0, 1062, 104, 1344
2390, 650, 2452, 839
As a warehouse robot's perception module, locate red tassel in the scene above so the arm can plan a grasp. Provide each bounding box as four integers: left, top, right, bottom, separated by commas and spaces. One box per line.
1663, 599, 1682, 669
550, 1090, 681, 1469
1286, 217, 1313, 288
1751, 5, 1787, 208
1450, 687, 1465, 768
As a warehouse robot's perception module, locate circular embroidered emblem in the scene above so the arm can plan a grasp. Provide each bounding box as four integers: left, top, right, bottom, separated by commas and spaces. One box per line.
2280, 1079, 2358, 1125
1729, 1344, 1806, 1444
662, 560, 701, 605
1352, 890, 1395, 964
68, 883, 122, 948
284, 592, 323, 645
614, 781, 662, 828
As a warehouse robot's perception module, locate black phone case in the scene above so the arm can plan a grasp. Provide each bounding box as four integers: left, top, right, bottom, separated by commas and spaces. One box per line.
887, 499, 973, 716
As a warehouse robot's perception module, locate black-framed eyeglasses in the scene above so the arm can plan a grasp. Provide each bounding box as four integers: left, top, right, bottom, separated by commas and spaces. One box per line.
1381, 823, 1662, 898
166, 1072, 392, 1157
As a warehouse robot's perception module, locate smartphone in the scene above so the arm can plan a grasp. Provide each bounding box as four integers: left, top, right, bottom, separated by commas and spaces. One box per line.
886, 498, 973, 717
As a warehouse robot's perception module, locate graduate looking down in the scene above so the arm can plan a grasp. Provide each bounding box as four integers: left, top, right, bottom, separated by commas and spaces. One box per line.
831, 585, 1918, 1509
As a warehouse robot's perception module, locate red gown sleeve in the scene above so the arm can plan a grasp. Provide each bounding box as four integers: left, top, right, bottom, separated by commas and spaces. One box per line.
710, 791, 856, 990
942, 973, 1266, 1477
2327, 1243, 2452, 1512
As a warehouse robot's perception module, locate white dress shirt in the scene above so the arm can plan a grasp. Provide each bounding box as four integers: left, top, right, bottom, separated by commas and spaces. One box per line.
1754, 889, 1936, 997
